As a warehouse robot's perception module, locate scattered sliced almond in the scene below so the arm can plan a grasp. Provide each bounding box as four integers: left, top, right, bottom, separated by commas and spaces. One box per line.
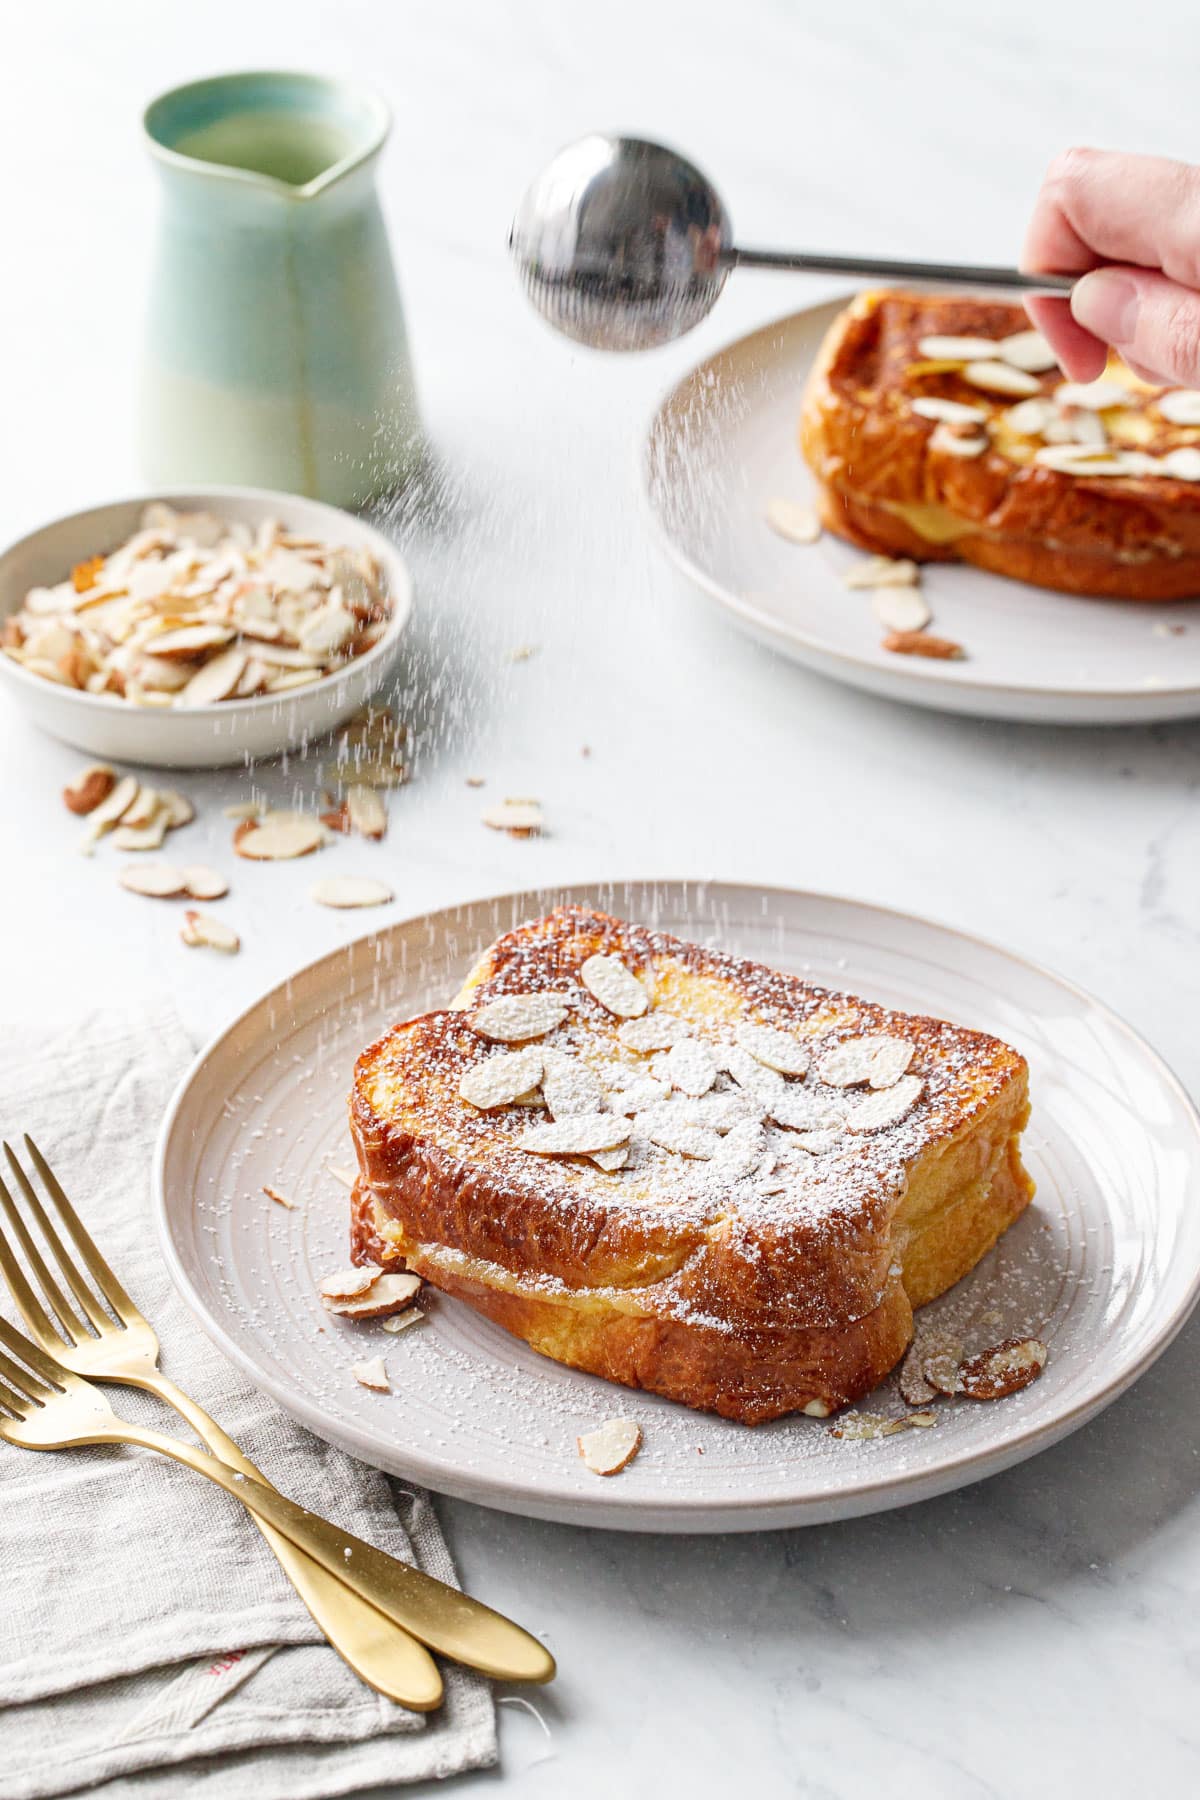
468, 992, 570, 1042
1159, 447, 1200, 480
541, 1048, 605, 1117
326, 1162, 358, 1189
958, 1337, 1047, 1400
224, 801, 266, 821
654, 1037, 717, 1097
765, 497, 821, 544
234, 817, 326, 860
767, 1088, 845, 1134
996, 329, 1058, 373
310, 875, 394, 909
321, 1265, 383, 1301
346, 784, 387, 840
330, 758, 410, 790
845, 1074, 924, 1133
352, 1357, 390, 1391
86, 774, 140, 833
1003, 396, 1059, 437
645, 1116, 721, 1159
380, 1307, 425, 1334
923, 1346, 963, 1397
898, 1341, 940, 1407
118, 862, 188, 898
113, 814, 171, 852
181, 865, 229, 901
617, 1013, 684, 1052
915, 335, 999, 360
325, 1271, 423, 1319
590, 1146, 629, 1173
482, 798, 543, 837
262, 1184, 295, 1210
1157, 388, 1200, 426
516, 1114, 631, 1156
158, 789, 195, 829
818, 1034, 914, 1089
460, 1046, 545, 1111
118, 784, 163, 827
63, 763, 116, 815
580, 953, 649, 1018
723, 1044, 785, 1102
792, 1128, 841, 1154
843, 556, 919, 590
870, 586, 932, 634
910, 396, 988, 425
180, 910, 240, 953
733, 1020, 810, 1078
1054, 379, 1128, 412
930, 422, 988, 458
961, 360, 1041, 397
607, 1075, 672, 1114
577, 1418, 642, 1476
882, 630, 965, 660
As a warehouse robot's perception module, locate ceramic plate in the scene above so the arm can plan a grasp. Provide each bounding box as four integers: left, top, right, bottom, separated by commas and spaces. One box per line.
154, 880, 1200, 1532
643, 300, 1200, 724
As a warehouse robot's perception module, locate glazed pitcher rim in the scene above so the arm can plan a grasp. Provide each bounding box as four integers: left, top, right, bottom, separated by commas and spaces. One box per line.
142, 70, 391, 201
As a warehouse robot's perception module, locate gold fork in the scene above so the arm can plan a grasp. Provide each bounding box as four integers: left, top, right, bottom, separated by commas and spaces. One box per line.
0, 1137, 554, 1697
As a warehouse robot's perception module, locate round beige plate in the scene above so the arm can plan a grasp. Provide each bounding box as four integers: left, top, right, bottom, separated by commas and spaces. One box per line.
154, 881, 1200, 1532
644, 299, 1200, 724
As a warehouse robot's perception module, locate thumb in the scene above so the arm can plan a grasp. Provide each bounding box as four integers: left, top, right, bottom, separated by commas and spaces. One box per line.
1070, 266, 1200, 387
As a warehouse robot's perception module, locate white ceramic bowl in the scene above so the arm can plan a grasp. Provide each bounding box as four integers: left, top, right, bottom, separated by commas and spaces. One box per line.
0, 486, 414, 768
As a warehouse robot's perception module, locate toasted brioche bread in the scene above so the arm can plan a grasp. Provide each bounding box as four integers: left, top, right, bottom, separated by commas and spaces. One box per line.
349, 906, 1033, 1423
801, 289, 1200, 600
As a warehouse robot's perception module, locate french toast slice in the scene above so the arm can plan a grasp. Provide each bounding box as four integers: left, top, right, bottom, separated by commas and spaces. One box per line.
800, 288, 1200, 600
349, 905, 1034, 1424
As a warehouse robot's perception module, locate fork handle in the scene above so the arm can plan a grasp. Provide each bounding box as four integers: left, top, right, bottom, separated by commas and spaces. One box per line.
100, 1419, 554, 1686
131, 1372, 442, 1710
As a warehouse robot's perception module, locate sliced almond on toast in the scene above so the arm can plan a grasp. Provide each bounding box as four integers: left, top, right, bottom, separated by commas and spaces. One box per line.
845, 1075, 924, 1133
735, 1021, 811, 1078
577, 1418, 642, 1476
580, 953, 649, 1017
516, 1114, 631, 1156
961, 360, 1041, 397
617, 1013, 685, 1052
916, 334, 999, 360
910, 396, 988, 425
468, 992, 570, 1041
459, 1046, 545, 1111
654, 1037, 717, 1097
996, 329, 1058, 373
818, 1034, 914, 1089
644, 1116, 721, 1159
541, 1048, 604, 1117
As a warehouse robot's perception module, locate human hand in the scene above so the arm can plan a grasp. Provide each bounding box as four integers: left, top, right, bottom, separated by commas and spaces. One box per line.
1022, 147, 1200, 388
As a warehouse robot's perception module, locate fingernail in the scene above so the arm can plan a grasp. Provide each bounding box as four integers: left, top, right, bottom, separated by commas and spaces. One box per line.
1071, 270, 1139, 346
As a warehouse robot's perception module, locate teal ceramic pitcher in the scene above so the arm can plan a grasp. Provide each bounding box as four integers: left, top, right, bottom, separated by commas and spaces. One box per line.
140, 72, 421, 507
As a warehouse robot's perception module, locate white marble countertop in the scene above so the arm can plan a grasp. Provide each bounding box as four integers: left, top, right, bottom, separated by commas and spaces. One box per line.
3, 1, 1199, 1792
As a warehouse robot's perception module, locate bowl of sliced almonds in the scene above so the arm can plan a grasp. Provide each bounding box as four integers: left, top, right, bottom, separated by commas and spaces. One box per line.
0, 486, 413, 767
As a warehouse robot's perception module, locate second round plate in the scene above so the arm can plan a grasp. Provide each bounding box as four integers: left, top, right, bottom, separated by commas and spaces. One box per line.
644, 299, 1200, 724
155, 880, 1200, 1531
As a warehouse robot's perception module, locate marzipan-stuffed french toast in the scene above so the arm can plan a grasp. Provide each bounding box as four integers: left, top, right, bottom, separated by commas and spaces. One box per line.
349, 906, 1034, 1424
801, 289, 1200, 600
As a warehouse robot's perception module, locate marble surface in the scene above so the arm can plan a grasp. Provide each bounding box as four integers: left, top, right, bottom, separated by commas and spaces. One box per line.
3, 2, 1199, 1793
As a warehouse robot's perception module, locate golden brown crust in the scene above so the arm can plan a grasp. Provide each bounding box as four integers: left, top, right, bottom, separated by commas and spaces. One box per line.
349, 905, 1034, 1422
801, 289, 1200, 600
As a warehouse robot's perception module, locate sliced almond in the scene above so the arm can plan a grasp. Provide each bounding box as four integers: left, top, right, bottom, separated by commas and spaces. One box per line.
1003, 396, 1059, 437
87, 774, 140, 832
380, 1307, 425, 1335
541, 1048, 604, 1117
580, 953, 649, 1018
910, 396, 988, 425
1032, 445, 1129, 476
765, 497, 821, 544
607, 1075, 672, 1114
645, 1116, 721, 1159
482, 799, 543, 837
460, 1046, 545, 1111
516, 1114, 631, 1156
267, 668, 324, 693
922, 1346, 963, 1397
723, 1045, 785, 1102
326, 1162, 358, 1189
617, 1013, 684, 1052
958, 1337, 1047, 1400
262, 1184, 295, 1210
321, 1265, 383, 1301
311, 876, 394, 909
63, 763, 116, 815
930, 423, 988, 459
767, 1088, 844, 1134
898, 1341, 940, 1406
997, 329, 1058, 373
144, 623, 236, 660
468, 992, 571, 1042
843, 556, 919, 590
654, 1037, 717, 1097
883, 630, 965, 659
182, 865, 229, 901
793, 1128, 841, 1154
180, 646, 248, 706
590, 1146, 629, 1173
577, 1417, 642, 1476
713, 1120, 768, 1178
158, 789, 195, 829
234, 817, 326, 860
962, 361, 1041, 397
180, 910, 240, 953
915, 335, 999, 360
223, 801, 266, 821
352, 1357, 390, 1391
1054, 379, 1128, 412
818, 1034, 915, 1089
119, 787, 162, 831
845, 1074, 924, 1133
733, 1020, 811, 1077
870, 587, 932, 634
118, 862, 188, 898
112, 816, 170, 852
330, 758, 410, 790
1160, 446, 1200, 481
1156, 388, 1200, 426
346, 784, 387, 840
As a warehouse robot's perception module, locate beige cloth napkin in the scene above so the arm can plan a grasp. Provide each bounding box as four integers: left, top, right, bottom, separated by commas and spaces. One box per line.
0, 1002, 496, 1798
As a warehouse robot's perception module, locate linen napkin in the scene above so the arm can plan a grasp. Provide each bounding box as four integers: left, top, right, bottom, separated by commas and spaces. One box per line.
0, 1001, 496, 1799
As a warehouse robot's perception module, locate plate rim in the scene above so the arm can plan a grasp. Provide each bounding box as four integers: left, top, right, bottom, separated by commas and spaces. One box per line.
153, 878, 1200, 1530
641, 300, 1200, 709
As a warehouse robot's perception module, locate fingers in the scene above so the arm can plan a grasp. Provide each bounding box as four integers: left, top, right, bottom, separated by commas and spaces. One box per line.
1022, 294, 1108, 382
1069, 266, 1200, 387
1022, 147, 1200, 286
